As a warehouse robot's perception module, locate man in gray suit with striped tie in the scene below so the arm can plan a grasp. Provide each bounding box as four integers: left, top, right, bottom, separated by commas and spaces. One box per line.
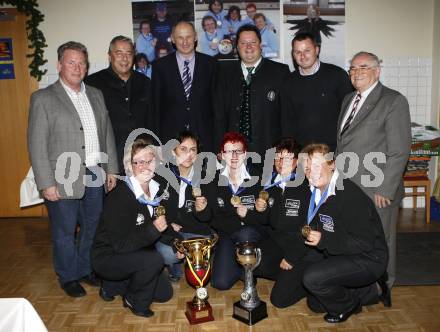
336, 51, 411, 306
28, 41, 119, 297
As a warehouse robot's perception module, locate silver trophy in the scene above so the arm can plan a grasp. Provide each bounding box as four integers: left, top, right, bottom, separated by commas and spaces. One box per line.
233, 242, 268, 325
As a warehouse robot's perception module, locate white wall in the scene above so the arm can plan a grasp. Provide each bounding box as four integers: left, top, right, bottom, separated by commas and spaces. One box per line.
38, 0, 133, 86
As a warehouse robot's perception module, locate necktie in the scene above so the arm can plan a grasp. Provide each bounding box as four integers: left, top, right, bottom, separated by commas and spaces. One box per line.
340, 93, 362, 136
246, 66, 254, 85
182, 60, 192, 100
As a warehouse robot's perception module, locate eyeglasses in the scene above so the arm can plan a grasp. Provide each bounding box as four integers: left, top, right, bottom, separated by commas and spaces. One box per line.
132, 159, 155, 167
177, 146, 197, 154
223, 149, 244, 155
348, 66, 377, 75
113, 51, 133, 59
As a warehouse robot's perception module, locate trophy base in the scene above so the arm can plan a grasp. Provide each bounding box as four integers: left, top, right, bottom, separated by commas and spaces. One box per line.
185, 301, 214, 325
232, 300, 268, 325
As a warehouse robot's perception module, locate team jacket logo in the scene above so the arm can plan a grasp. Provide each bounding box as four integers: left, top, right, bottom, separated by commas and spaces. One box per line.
285, 199, 300, 209
217, 197, 225, 207
185, 200, 195, 212
267, 90, 276, 102
268, 197, 275, 208
136, 213, 145, 226
241, 195, 255, 205
319, 214, 334, 232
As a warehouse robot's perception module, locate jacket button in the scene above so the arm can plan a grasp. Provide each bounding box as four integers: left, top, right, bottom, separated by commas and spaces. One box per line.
81, 145, 85, 149
80, 127, 83, 131
186, 107, 190, 111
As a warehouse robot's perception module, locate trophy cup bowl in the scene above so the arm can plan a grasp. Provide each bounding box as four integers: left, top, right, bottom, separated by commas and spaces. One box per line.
174, 234, 218, 324
233, 242, 268, 325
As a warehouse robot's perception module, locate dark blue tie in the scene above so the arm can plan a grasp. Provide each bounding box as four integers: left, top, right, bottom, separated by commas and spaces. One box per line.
182, 60, 192, 100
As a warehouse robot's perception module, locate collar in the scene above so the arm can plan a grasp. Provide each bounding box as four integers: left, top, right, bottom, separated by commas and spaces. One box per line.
241, 56, 263, 76
179, 166, 194, 181
176, 51, 195, 62
299, 59, 321, 76
309, 168, 340, 198
358, 81, 379, 99
129, 175, 160, 201
60, 78, 85, 94
221, 163, 251, 184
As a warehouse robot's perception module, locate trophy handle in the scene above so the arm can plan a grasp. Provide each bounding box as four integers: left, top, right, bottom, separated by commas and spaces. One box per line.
252, 248, 262, 271
208, 233, 219, 247
174, 238, 188, 256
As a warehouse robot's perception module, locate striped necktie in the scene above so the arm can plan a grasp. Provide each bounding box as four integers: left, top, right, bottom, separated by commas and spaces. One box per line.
246, 66, 254, 85
182, 60, 192, 100
340, 93, 362, 136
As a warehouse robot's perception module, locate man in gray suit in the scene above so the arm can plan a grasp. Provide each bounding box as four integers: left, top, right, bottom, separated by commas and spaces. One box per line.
336, 51, 411, 303
28, 41, 119, 297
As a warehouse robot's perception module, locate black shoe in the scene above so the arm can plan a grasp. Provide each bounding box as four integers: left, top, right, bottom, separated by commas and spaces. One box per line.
62, 281, 86, 298
99, 287, 115, 302
79, 273, 101, 287
378, 273, 392, 307
324, 302, 362, 323
122, 297, 154, 318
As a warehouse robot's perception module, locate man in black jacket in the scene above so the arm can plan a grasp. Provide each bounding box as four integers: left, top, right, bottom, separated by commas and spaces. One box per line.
280, 32, 353, 151
151, 21, 217, 152
85, 36, 151, 172
213, 24, 290, 159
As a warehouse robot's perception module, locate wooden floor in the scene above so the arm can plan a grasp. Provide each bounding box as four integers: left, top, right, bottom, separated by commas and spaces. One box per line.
1, 209, 440, 331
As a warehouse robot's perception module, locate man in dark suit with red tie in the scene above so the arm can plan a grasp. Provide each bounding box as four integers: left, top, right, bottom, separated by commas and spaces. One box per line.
151, 21, 217, 152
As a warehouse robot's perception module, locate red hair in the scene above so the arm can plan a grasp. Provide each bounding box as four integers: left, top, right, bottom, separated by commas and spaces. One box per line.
219, 132, 247, 153
246, 3, 257, 10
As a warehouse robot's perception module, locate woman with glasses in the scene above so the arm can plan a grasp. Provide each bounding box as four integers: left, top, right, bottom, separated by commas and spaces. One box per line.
298, 143, 388, 323
207, 132, 267, 290
252, 138, 315, 307
92, 137, 183, 318
154, 131, 214, 282
199, 16, 224, 57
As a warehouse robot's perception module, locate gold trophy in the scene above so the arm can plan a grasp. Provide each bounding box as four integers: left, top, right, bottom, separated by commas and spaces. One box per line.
174, 234, 219, 324
233, 242, 268, 325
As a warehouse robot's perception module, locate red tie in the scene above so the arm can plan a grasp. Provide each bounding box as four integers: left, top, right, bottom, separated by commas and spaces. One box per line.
340, 93, 362, 136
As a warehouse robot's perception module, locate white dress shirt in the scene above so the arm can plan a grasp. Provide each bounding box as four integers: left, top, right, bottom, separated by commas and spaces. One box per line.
130, 175, 160, 217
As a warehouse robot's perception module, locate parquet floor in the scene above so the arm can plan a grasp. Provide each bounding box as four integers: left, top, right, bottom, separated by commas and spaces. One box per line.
1, 209, 440, 331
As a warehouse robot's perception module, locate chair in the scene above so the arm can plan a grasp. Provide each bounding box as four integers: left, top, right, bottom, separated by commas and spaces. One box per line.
403, 175, 431, 224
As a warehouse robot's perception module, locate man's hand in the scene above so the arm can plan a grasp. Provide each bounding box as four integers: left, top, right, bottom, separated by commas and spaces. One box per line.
106, 174, 117, 191
171, 223, 182, 232
153, 216, 168, 232
255, 198, 267, 212
43, 186, 60, 201
305, 230, 322, 246
237, 204, 248, 218
374, 193, 391, 208
195, 196, 207, 212
280, 258, 293, 270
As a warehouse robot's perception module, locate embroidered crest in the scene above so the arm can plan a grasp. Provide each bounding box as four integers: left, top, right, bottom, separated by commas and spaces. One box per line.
286, 208, 298, 217
267, 90, 276, 102
268, 197, 275, 208
136, 213, 145, 226
285, 199, 300, 209
161, 189, 170, 200
185, 200, 195, 212
217, 197, 225, 207
319, 214, 334, 232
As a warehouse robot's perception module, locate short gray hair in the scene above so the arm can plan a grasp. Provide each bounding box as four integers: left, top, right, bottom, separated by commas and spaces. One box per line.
57, 41, 88, 62
108, 35, 134, 54
351, 51, 381, 67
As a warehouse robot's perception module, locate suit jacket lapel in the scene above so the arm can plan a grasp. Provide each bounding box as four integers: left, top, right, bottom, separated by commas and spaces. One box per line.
338, 91, 356, 131
173, 54, 187, 101
345, 82, 382, 133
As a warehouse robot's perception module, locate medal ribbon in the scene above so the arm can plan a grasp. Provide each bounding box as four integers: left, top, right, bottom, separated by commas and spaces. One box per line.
264, 172, 296, 190
185, 249, 211, 287
205, 30, 218, 42
125, 176, 161, 207
171, 167, 194, 187
307, 186, 329, 225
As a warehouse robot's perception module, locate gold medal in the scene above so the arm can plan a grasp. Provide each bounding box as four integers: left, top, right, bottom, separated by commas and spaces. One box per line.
156, 205, 166, 217
301, 225, 311, 238
230, 195, 241, 206
192, 187, 202, 198
259, 190, 269, 201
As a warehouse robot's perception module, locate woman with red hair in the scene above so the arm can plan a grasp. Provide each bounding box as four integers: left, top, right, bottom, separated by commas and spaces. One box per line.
207, 132, 267, 290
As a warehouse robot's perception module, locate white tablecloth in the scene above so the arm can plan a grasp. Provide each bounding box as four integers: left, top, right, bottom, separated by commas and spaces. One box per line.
0, 298, 47, 332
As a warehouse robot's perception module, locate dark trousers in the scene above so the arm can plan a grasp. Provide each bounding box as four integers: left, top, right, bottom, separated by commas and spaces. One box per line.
45, 168, 104, 285
255, 238, 324, 309
211, 226, 264, 290
93, 249, 173, 311
302, 254, 385, 315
